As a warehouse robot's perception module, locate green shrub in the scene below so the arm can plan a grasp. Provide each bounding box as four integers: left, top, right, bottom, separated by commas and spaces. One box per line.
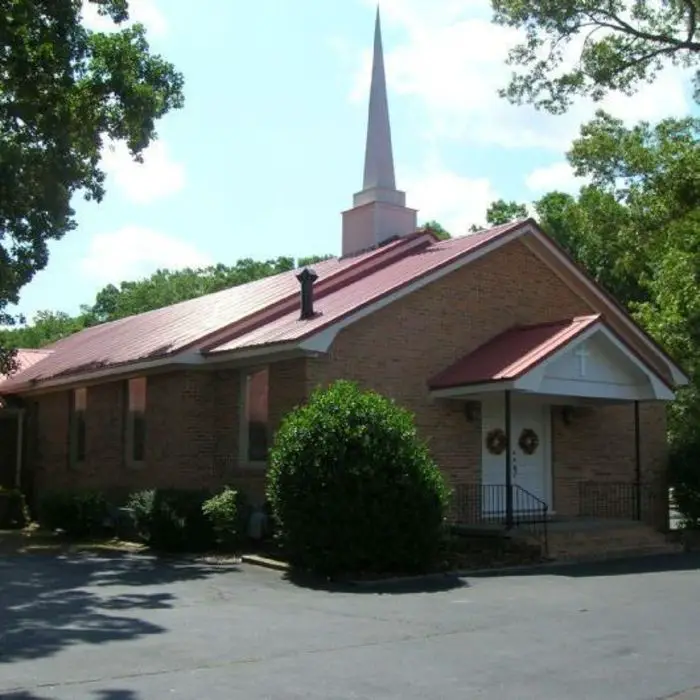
202, 487, 243, 550
670, 439, 700, 529
39, 490, 109, 538
126, 489, 216, 552
266, 380, 451, 576
0, 488, 29, 529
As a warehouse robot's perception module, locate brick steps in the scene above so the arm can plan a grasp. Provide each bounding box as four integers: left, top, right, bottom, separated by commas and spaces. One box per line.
546, 522, 682, 562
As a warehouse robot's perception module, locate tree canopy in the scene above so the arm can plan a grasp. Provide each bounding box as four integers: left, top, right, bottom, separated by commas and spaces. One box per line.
0, 0, 185, 373
492, 0, 700, 113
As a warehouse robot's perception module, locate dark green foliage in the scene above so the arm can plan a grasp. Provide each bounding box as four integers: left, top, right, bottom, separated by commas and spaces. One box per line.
39, 490, 110, 538
202, 487, 245, 550
0, 0, 185, 370
266, 381, 451, 577
0, 488, 30, 529
492, 0, 700, 114
127, 489, 216, 552
670, 440, 700, 529
423, 220, 451, 240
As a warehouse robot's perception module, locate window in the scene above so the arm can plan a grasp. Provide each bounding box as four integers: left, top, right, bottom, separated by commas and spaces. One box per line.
242, 367, 269, 464
125, 377, 147, 465
69, 388, 87, 467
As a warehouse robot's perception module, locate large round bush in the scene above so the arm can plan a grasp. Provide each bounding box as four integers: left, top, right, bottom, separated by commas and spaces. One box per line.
266, 380, 450, 576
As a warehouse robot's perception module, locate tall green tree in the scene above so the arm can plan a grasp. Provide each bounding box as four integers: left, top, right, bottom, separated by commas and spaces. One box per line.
423, 220, 452, 240
469, 199, 529, 231
492, 0, 700, 113
0, 0, 185, 373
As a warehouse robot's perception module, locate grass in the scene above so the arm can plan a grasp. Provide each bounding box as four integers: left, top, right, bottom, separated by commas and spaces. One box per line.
0, 524, 146, 556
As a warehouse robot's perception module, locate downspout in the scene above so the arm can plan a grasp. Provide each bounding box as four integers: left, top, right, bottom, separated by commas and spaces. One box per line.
634, 401, 641, 521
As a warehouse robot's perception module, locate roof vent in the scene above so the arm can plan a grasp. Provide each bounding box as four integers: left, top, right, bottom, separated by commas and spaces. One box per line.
296, 268, 318, 320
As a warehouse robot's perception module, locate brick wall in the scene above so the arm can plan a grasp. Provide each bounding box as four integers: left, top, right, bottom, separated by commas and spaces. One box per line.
25, 237, 672, 522
307, 238, 671, 521
308, 239, 593, 484
29, 361, 311, 507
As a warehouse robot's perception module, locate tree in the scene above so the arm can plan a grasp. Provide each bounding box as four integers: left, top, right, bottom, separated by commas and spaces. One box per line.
423, 220, 452, 240
486, 199, 529, 225
0, 311, 90, 350
0, 0, 185, 373
468, 199, 529, 232
492, 0, 700, 114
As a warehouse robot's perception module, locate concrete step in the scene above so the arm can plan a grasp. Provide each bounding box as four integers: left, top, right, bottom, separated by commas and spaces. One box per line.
546, 522, 680, 561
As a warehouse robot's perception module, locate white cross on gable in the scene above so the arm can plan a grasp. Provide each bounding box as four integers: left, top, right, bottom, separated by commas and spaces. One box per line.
574, 344, 590, 377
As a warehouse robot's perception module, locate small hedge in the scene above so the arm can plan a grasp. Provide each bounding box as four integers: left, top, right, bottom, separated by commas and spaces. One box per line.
266, 380, 451, 577
127, 488, 217, 552
202, 487, 247, 550
670, 439, 700, 529
39, 490, 110, 538
0, 488, 29, 529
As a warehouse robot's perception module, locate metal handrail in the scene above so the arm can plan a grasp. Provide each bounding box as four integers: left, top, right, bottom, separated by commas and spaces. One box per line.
452, 484, 549, 556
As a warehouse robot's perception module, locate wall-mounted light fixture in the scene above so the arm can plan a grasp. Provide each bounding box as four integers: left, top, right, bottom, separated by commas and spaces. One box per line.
463, 401, 480, 422
561, 405, 576, 426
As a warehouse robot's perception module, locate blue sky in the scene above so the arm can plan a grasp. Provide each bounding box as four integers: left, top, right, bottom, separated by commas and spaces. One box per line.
12, 0, 698, 321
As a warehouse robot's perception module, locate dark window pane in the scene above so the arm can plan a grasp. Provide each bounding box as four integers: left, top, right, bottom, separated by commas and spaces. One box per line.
76, 413, 86, 462
132, 412, 146, 462
248, 421, 268, 462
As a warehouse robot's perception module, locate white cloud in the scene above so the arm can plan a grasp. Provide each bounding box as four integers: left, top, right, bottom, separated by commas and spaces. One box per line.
525, 162, 587, 194
349, 0, 691, 151
403, 159, 498, 236
101, 139, 185, 204
81, 0, 167, 38
81, 227, 213, 283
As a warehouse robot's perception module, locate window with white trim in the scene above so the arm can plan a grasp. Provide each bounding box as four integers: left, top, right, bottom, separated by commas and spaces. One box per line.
241, 367, 269, 464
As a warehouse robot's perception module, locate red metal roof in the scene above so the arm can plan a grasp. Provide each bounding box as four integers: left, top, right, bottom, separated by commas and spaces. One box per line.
0, 349, 53, 404
207, 222, 524, 352
0, 349, 53, 385
428, 315, 601, 390
1, 221, 526, 391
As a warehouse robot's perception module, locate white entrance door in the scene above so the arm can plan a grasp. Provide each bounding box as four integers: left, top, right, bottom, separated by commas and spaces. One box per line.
480, 394, 550, 514
510, 396, 549, 504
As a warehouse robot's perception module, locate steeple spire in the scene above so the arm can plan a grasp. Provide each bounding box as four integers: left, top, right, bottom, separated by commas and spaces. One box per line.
341, 6, 418, 257
362, 7, 396, 191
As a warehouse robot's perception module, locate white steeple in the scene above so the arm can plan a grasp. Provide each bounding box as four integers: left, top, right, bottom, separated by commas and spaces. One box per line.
362, 7, 396, 193
342, 6, 417, 257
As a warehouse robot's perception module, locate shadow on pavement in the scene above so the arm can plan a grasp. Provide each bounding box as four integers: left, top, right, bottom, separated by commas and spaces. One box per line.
1, 690, 141, 699
0, 553, 238, 664
285, 568, 468, 595
467, 552, 700, 579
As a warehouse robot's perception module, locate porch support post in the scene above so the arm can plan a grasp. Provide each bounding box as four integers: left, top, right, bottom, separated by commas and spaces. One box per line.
634, 400, 641, 521
15, 409, 24, 490
504, 390, 514, 530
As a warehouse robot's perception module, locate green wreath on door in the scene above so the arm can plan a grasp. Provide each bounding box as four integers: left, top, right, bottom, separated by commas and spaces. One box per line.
518, 428, 539, 455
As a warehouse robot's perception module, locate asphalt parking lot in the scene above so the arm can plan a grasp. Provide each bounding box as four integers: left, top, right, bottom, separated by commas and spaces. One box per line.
2, 552, 700, 700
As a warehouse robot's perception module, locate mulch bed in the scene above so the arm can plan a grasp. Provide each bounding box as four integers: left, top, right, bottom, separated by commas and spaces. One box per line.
0, 526, 146, 556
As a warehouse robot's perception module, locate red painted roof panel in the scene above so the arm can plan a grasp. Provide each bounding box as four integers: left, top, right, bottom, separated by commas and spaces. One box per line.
428, 315, 601, 390
2, 221, 526, 390
208, 222, 524, 352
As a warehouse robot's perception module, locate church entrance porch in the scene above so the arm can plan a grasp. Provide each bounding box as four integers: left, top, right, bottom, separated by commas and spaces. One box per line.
429, 314, 676, 557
